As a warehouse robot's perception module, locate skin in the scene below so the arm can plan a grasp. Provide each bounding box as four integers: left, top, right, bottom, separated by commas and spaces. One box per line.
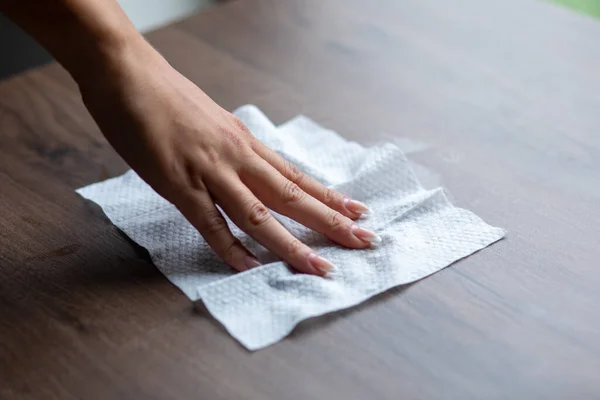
1, 0, 380, 276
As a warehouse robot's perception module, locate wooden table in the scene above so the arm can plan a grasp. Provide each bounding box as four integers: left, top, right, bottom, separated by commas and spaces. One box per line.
2, 0, 600, 398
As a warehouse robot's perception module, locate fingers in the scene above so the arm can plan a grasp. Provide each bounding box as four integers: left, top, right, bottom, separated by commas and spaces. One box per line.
175, 186, 261, 272
251, 141, 371, 219
208, 173, 336, 276
240, 158, 380, 249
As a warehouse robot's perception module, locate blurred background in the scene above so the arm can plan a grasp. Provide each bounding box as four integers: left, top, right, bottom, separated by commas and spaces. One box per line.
0, 0, 215, 79
1, 0, 599, 80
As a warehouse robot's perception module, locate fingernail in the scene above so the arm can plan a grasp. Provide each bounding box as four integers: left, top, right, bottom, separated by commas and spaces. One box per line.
351, 224, 382, 246
343, 197, 372, 216
243, 255, 261, 270
307, 253, 336, 274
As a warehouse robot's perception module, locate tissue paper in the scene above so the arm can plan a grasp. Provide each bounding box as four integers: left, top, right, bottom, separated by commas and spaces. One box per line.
77, 105, 504, 350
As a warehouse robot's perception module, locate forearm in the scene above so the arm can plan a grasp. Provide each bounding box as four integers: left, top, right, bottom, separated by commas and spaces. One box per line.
1, 0, 149, 83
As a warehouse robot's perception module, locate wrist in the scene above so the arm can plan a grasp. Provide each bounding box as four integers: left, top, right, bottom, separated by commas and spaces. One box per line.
68, 30, 155, 86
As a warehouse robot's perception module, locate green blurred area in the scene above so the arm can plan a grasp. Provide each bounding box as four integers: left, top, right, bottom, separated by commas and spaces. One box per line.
551, 0, 600, 19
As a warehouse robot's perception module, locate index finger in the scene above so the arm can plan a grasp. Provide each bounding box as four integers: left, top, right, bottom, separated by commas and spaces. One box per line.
251, 141, 372, 219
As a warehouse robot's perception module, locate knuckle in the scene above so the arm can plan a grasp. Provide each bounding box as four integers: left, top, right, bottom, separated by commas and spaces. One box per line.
201, 209, 228, 235
322, 187, 339, 205
283, 161, 304, 184
328, 211, 347, 232
183, 161, 207, 192
245, 202, 271, 228
281, 180, 306, 205
220, 238, 241, 262
218, 125, 249, 155
231, 116, 252, 136
286, 238, 304, 256
204, 146, 222, 166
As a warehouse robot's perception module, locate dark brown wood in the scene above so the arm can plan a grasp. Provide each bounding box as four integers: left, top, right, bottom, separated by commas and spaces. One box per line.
2, 0, 600, 398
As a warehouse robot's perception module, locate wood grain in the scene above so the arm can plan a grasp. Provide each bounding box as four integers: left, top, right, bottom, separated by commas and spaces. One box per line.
1, 0, 600, 399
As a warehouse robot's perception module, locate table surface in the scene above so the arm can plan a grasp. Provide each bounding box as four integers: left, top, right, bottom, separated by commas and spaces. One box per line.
2, 0, 600, 399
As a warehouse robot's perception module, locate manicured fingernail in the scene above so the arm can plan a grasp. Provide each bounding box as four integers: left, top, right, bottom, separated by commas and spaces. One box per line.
307, 253, 336, 274
343, 197, 372, 216
351, 224, 382, 246
244, 256, 261, 270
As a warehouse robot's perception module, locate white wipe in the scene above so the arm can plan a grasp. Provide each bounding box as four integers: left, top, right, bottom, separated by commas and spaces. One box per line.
77, 105, 505, 350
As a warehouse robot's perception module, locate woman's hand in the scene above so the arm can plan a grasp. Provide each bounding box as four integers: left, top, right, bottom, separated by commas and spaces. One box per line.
78, 40, 380, 276
1, 0, 380, 275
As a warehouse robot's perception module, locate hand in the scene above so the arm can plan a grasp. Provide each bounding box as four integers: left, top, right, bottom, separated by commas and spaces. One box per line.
78, 41, 380, 276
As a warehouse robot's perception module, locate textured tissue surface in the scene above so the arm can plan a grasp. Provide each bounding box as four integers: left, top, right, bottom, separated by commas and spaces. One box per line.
77, 105, 505, 350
